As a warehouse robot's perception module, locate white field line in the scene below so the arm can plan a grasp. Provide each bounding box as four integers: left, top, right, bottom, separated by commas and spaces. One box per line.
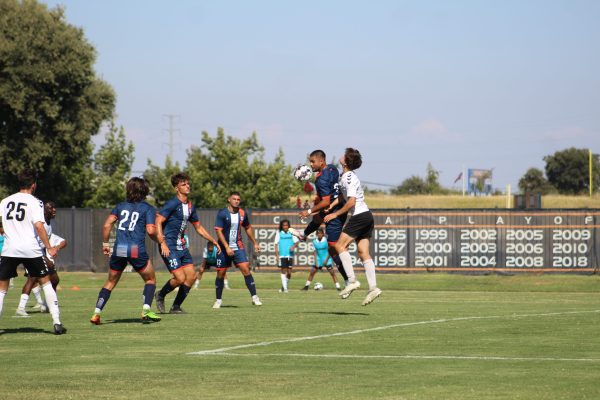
187, 309, 600, 356
208, 353, 600, 363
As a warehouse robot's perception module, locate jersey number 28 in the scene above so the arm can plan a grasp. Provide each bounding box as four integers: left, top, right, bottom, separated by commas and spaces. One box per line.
118, 211, 140, 231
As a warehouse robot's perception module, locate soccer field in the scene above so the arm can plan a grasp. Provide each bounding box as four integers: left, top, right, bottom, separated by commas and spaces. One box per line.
1, 272, 600, 400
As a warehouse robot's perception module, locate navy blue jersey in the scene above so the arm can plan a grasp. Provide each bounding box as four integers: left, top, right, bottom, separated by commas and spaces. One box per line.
111, 201, 156, 257
315, 164, 342, 211
215, 208, 250, 250
159, 197, 199, 251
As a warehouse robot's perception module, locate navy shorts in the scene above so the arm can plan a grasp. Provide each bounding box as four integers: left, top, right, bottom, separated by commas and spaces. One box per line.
109, 254, 149, 272
325, 213, 346, 243
217, 249, 249, 269
161, 248, 194, 272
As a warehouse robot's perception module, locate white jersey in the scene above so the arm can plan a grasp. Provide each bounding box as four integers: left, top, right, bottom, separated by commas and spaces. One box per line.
0, 192, 45, 258
36, 222, 65, 262
339, 171, 369, 216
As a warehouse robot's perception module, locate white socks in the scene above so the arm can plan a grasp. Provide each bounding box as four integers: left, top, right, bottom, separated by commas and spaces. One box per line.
280, 274, 288, 291
338, 251, 356, 283
18, 294, 29, 311
0, 290, 6, 316
32, 285, 45, 306
363, 259, 377, 290
41, 282, 61, 325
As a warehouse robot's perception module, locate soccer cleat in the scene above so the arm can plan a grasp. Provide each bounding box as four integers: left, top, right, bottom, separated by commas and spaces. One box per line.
339, 280, 361, 299
278, 287, 288, 293
169, 306, 187, 314
212, 299, 222, 309
15, 308, 30, 318
301, 285, 309, 291
53, 323, 67, 335
142, 310, 161, 322
90, 313, 101, 325
252, 295, 262, 306
361, 288, 382, 306
154, 293, 165, 313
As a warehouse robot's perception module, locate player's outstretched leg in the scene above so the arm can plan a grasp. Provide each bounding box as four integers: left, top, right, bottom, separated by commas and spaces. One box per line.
91, 287, 111, 325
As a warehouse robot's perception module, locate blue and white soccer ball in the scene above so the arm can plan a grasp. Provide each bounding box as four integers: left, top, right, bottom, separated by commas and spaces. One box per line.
294, 164, 313, 182
314, 282, 324, 291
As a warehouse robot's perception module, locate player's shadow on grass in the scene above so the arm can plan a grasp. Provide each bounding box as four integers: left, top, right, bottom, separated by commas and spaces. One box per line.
105, 318, 148, 324
0, 327, 48, 335
301, 311, 369, 316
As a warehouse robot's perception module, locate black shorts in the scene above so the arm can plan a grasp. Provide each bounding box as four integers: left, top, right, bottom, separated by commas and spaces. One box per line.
279, 257, 293, 268
0, 256, 49, 280
342, 211, 374, 240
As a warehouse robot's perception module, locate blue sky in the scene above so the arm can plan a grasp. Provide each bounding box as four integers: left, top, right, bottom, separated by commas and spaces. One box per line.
43, 0, 600, 191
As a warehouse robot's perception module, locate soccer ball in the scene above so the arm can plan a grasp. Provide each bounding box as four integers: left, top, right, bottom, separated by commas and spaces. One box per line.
294, 164, 313, 182
314, 282, 324, 291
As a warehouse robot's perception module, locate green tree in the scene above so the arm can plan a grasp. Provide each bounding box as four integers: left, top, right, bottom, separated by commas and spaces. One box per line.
392, 175, 428, 195
0, 0, 115, 205
392, 163, 445, 195
518, 167, 554, 194
544, 148, 600, 194
84, 123, 134, 208
144, 156, 182, 207
185, 128, 296, 208
425, 162, 442, 194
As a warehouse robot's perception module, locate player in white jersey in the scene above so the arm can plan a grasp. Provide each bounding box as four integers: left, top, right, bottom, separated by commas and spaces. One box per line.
0, 169, 66, 334
17, 201, 67, 316
324, 148, 382, 305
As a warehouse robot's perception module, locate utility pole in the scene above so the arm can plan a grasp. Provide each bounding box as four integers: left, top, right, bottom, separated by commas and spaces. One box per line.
163, 114, 180, 160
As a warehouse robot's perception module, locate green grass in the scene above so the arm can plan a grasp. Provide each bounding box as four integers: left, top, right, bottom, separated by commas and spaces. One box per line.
2, 272, 600, 400
363, 194, 600, 209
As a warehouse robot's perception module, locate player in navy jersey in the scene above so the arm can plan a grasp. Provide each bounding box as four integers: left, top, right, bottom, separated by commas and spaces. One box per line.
90, 178, 162, 324
298, 149, 349, 284
155, 172, 220, 314
213, 191, 261, 308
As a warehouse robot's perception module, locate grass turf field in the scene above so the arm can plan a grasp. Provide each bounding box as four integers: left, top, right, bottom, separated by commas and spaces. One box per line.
1, 271, 600, 400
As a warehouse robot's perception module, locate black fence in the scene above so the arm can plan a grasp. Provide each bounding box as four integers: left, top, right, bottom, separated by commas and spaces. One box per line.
51, 208, 600, 274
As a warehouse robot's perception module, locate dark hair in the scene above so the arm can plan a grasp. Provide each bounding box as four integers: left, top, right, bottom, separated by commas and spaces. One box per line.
171, 172, 190, 187
316, 228, 324, 235
18, 168, 38, 189
44, 201, 56, 211
344, 148, 362, 170
279, 219, 290, 231
229, 191, 241, 197
309, 150, 326, 160
207, 242, 214, 249
126, 177, 150, 202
